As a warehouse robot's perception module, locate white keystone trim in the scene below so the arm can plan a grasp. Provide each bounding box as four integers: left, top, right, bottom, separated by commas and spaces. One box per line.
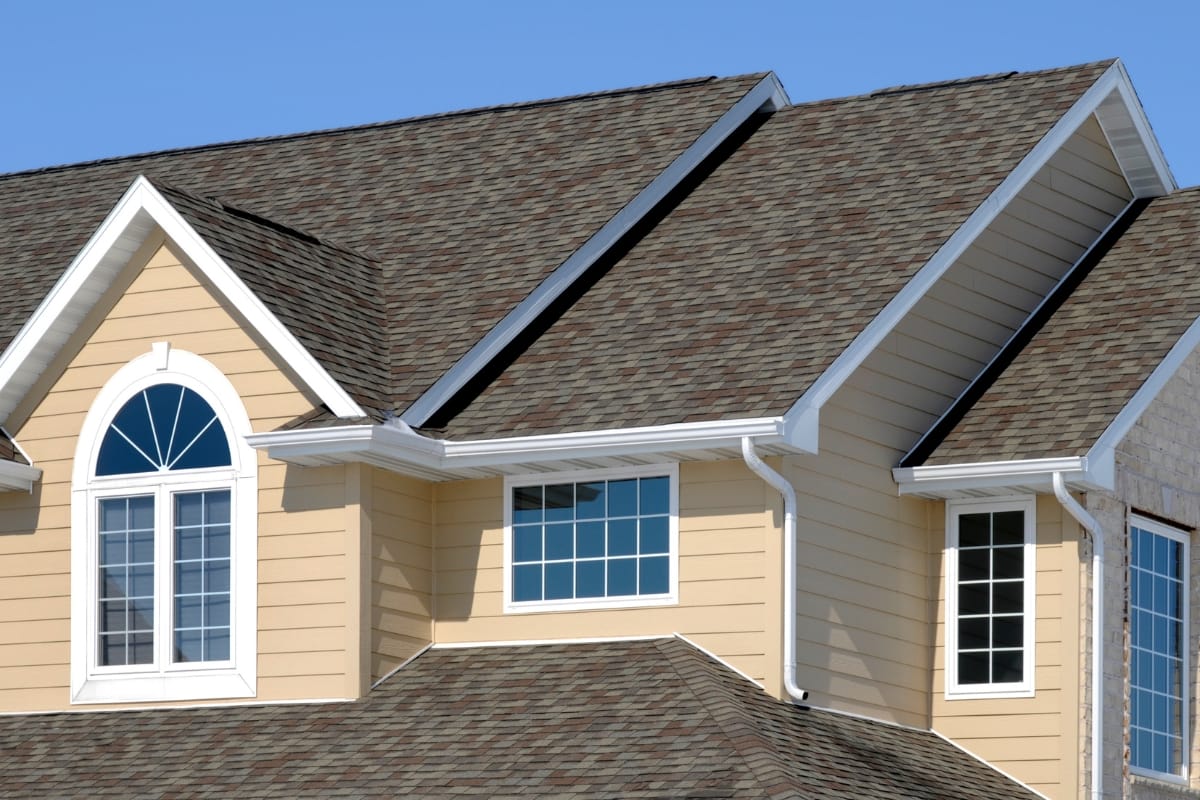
0, 175, 364, 426
246, 415, 808, 477
892, 456, 1109, 497
781, 60, 1173, 434
401, 73, 789, 427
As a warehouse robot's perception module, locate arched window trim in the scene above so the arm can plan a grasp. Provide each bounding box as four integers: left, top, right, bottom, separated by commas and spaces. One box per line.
70, 344, 257, 704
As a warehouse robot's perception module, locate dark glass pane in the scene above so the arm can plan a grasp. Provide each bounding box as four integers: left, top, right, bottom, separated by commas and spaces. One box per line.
608, 479, 637, 517
1154, 730, 1168, 773
639, 556, 668, 595
992, 616, 1023, 648
176, 561, 202, 595
1137, 529, 1154, 571
1133, 729, 1151, 770
544, 523, 573, 561
100, 533, 126, 567
958, 617, 989, 650
992, 650, 1023, 683
958, 513, 990, 548
1154, 534, 1169, 574
100, 499, 127, 533
110, 394, 157, 464
170, 422, 230, 471
100, 567, 128, 599
130, 565, 154, 597
639, 477, 669, 515
992, 511, 1023, 546
96, 430, 157, 476
101, 600, 127, 633
544, 562, 573, 600
129, 633, 154, 664
131, 530, 154, 563
607, 558, 637, 596
1138, 571, 1153, 614
176, 595, 202, 629
204, 629, 230, 661
513, 525, 542, 563
175, 630, 203, 663
958, 583, 989, 615
640, 516, 669, 555
206, 596, 230, 628
576, 561, 604, 598
575, 482, 606, 520
512, 487, 542, 524
992, 581, 1023, 614
145, 384, 184, 464
206, 491, 231, 525
130, 496, 154, 531
957, 651, 989, 684
176, 493, 203, 527
1155, 573, 1168, 615
513, 564, 542, 602
170, 388, 219, 464
205, 563, 230, 594
100, 633, 126, 666
128, 598, 154, 632
1137, 610, 1153, 650
543, 484, 574, 522
608, 519, 637, 556
206, 526, 230, 560
177, 527, 203, 561
992, 546, 1023, 580
1132, 687, 1148, 727
1153, 652, 1168, 694
958, 548, 989, 581
576, 521, 604, 558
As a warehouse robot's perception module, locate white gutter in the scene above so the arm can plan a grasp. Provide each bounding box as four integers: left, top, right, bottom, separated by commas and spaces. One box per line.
892, 456, 1108, 497
1052, 472, 1104, 800
740, 436, 808, 704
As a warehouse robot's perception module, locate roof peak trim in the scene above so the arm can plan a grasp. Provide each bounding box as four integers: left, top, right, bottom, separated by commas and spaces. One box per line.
400, 72, 790, 427
0, 176, 365, 424
780, 59, 1173, 437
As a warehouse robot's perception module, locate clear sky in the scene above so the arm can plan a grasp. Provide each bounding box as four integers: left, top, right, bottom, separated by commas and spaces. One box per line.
2, 0, 1197, 186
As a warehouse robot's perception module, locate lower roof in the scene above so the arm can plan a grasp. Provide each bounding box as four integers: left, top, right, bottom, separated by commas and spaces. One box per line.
0, 637, 1039, 799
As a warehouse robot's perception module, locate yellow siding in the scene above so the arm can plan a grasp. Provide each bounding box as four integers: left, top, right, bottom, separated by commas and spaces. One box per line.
0, 240, 360, 711
931, 495, 1082, 799
432, 460, 779, 688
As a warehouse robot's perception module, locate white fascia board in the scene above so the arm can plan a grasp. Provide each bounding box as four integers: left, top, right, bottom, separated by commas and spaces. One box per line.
892, 456, 1108, 497
0, 176, 365, 425
247, 416, 798, 475
400, 73, 789, 428
1086, 312, 1200, 479
780, 61, 1150, 435
0, 459, 41, 492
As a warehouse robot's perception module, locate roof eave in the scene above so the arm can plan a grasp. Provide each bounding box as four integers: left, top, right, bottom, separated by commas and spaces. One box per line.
0, 459, 41, 493
247, 415, 813, 480
892, 455, 1111, 500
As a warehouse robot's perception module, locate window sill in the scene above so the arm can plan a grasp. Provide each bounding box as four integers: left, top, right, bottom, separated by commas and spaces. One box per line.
1130, 768, 1191, 791
944, 684, 1035, 701
71, 668, 254, 705
505, 593, 677, 615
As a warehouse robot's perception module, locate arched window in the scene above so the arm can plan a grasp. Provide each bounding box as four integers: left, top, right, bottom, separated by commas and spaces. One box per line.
71, 346, 256, 704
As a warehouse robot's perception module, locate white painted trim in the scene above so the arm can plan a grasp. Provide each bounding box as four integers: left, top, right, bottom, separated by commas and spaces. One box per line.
70, 347, 257, 704
930, 730, 1054, 800
1102, 61, 1176, 196
400, 73, 789, 427
893, 456, 1105, 497
501, 463, 679, 613
431, 634, 671, 649
780, 61, 1168, 436
247, 415, 806, 476
943, 497, 1037, 699
0, 696, 355, 718
0, 457, 40, 493
0, 175, 364, 425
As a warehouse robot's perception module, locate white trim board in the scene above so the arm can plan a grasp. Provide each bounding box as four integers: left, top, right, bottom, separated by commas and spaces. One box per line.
0, 175, 365, 427
781, 60, 1173, 436
400, 73, 789, 427
893, 456, 1109, 499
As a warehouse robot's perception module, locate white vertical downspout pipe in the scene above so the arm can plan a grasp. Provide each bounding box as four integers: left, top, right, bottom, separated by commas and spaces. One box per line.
741, 437, 809, 703
1053, 472, 1105, 800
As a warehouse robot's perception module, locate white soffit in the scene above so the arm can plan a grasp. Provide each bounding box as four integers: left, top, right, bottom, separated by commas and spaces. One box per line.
1095, 61, 1176, 197
400, 73, 790, 428
779, 60, 1174, 437
0, 176, 365, 426
892, 456, 1109, 500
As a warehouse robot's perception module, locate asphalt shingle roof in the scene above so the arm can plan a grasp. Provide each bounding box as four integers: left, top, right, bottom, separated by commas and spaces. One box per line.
434, 61, 1115, 438
0, 638, 1041, 799
925, 186, 1200, 464
0, 74, 764, 419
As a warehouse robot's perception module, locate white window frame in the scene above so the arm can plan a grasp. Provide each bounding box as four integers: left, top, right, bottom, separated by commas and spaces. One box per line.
1129, 514, 1190, 784
944, 496, 1036, 699
503, 463, 679, 614
70, 345, 257, 704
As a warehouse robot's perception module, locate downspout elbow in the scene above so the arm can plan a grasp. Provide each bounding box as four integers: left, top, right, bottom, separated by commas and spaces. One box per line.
1052, 472, 1104, 800
740, 437, 808, 704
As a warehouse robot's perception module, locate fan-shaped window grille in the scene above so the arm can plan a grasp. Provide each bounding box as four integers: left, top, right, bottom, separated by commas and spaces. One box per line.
96, 384, 231, 476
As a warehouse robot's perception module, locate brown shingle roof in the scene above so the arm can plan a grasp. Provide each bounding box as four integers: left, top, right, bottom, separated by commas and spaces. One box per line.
432, 61, 1114, 438
924, 186, 1200, 464
0, 638, 1040, 799
0, 74, 764, 419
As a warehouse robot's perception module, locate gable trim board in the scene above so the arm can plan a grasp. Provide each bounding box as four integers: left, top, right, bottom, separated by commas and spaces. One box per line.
398, 73, 789, 428
0, 176, 366, 432
246, 415, 806, 481
782, 60, 1172, 432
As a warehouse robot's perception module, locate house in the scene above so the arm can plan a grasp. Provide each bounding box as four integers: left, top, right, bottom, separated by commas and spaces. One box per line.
0, 57, 1193, 798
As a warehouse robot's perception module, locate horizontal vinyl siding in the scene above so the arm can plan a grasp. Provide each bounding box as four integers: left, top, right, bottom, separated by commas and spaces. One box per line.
932, 495, 1080, 799
432, 460, 777, 686
0, 242, 351, 711
369, 467, 433, 681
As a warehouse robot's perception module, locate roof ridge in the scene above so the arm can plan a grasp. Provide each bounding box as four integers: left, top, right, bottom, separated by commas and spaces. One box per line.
655, 638, 797, 799
0, 74, 763, 182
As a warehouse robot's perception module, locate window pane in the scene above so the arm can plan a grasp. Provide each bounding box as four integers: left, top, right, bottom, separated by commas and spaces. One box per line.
640, 516, 669, 555
96, 385, 230, 475
959, 513, 989, 548
575, 482, 605, 520
544, 562, 573, 600
607, 558, 637, 596
576, 521, 605, 558
544, 523, 573, 561
513, 525, 542, 562
992, 511, 1023, 546
512, 487, 542, 524
543, 484, 573, 522
576, 561, 604, 598
958, 617, 989, 650
639, 556, 668, 595
172, 490, 232, 664
958, 651, 989, 684
958, 583, 989, 615
607, 480, 637, 517
98, 496, 154, 666
608, 519, 637, 556
992, 650, 1023, 683
170, 422, 231, 471
639, 477, 669, 515
513, 564, 542, 602
958, 548, 989, 581
992, 581, 1023, 614
991, 546, 1024, 580
992, 616, 1023, 648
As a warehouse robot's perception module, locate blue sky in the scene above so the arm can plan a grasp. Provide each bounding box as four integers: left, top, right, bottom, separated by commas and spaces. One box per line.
2, 1, 1197, 185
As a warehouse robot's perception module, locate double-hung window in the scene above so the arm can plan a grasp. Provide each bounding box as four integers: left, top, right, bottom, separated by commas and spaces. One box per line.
1129, 516, 1189, 780
504, 465, 678, 612
71, 347, 256, 704
945, 498, 1036, 697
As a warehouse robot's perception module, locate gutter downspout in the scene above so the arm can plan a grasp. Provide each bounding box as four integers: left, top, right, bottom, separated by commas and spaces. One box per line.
741, 437, 809, 703
1053, 472, 1104, 800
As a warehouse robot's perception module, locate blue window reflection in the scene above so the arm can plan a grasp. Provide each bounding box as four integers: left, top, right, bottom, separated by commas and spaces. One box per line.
97, 384, 231, 476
